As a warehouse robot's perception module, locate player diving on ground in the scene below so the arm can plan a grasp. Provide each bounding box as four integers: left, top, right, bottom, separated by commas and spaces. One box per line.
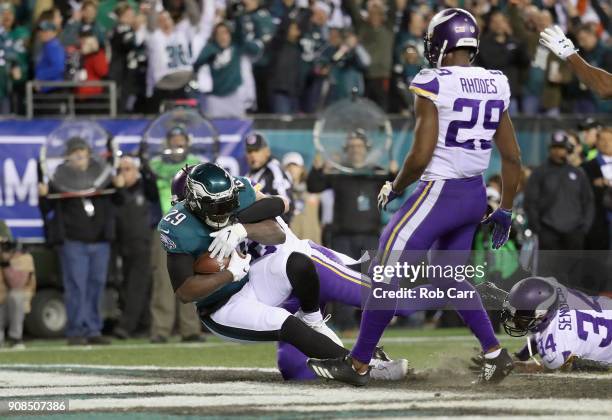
496, 276, 612, 372
158, 162, 407, 379
308, 7, 522, 386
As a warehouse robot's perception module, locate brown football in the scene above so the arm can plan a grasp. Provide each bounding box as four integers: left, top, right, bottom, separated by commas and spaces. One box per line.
193, 252, 230, 274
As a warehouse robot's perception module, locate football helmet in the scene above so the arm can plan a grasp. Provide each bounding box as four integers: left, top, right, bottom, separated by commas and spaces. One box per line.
425, 8, 480, 68
184, 163, 240, 229
501, 277, 560, 337
170, 164, 195, 205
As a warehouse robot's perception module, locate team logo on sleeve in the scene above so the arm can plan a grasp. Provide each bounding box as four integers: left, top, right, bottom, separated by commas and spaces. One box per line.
160, 232, 177, 250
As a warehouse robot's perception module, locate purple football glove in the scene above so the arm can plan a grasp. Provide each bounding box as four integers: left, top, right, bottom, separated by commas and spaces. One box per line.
482, 208, 512, 249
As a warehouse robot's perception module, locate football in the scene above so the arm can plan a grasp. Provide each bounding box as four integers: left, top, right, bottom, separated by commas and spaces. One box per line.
193, 252, 230, 274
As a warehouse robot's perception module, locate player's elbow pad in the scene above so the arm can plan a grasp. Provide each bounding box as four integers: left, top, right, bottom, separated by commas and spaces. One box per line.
236, 196, 286, 223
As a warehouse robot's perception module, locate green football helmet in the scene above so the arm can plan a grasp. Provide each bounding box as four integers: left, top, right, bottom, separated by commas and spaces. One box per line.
185, 163, 240, 229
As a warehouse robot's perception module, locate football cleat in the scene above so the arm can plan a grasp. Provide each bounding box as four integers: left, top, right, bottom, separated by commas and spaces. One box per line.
370, 346, 412, 381
370, 358, 410, 381
295, 311, 343, 347
307, 355, 370, 387
474, 348, 514, 384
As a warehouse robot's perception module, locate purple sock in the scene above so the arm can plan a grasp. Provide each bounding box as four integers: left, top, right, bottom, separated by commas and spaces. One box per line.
277, 342, 316, 380
452, 281, 500, 352
350, 307, 395, 364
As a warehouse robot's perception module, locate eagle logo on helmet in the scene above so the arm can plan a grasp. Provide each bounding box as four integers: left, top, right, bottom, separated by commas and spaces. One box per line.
184, 163, 240, 230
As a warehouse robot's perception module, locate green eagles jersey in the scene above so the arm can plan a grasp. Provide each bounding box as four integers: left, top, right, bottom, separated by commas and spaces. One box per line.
157, 176, 257, 308
149, 154, 201, 214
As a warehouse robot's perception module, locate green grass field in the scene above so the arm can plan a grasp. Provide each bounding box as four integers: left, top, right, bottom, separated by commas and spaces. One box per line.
0, 327, 525, 369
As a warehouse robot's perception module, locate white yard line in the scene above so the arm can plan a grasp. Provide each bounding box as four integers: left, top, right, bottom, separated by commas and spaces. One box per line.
0, 368, 610, 417
0, 364, 278, 373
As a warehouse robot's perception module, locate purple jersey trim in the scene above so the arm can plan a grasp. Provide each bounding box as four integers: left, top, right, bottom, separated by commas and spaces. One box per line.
410, 77, 440, 96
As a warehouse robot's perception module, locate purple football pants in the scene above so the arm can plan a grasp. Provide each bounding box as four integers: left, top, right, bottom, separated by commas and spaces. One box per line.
277, 244, 445, 380
350, 176, 500, 364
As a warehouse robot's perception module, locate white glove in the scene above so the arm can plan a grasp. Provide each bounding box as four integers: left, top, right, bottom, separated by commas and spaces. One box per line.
226, 250, 251, 282
208, 223, 248, 259
377, 181, 399, 210
539, 25, 578, 61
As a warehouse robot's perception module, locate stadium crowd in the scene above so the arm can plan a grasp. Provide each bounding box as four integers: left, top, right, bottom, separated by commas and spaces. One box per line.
0, 0, 610, 116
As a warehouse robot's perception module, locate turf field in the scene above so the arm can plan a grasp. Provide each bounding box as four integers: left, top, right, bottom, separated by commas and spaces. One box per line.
1, 327, 611, 419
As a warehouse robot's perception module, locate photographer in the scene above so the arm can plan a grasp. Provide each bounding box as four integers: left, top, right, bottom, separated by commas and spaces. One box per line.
38, 137, 124, 346
0, 221, 36, 349
306, 129, 396, 331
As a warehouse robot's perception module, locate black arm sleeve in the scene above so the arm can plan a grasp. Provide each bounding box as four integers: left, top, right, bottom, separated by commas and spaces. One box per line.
235, 196, 285, 223
306, 167, 331, 193
167, 252, 195, 292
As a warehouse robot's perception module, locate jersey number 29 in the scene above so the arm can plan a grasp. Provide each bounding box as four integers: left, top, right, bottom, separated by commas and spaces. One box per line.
163, 209, 186, 226
446, 98, 505, 150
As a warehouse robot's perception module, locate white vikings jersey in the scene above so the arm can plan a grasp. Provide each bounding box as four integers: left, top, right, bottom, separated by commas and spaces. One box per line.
146, 29, 193, 88
533, 285, 612, 369
409, 66, 511, 181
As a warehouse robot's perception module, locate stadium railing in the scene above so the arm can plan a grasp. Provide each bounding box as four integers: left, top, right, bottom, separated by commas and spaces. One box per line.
25, 80, 117, 119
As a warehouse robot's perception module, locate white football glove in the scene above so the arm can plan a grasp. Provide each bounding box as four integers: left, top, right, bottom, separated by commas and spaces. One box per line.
226, 249, 251, 282
208, 223, 248, 260
539, 25, 578, 61
377, 181, 399, 210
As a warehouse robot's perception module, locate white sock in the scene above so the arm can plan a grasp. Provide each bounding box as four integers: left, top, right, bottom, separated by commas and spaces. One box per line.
300, 310, 323, 324
484, 348, 502, 359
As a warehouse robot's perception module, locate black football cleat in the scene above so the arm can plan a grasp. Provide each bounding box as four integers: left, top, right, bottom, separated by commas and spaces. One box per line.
307, 355, 371, 387
475, 348, 514, 384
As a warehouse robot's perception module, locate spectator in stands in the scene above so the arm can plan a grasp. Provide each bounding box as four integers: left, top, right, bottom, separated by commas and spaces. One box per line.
268, 18, 303, 114
570, 24, 612, 114
581, 127, 612, 250
477, 9, 530, 115
193, 21, 262, 118
295, 1, 330, 113
38, 137, 124, 346
143, 3, 197, 113
394, 9, 426, 65
283, 152, 321, 243
509, 6, 572, 115
61, 0, 106, 47
0, 2, 29, 114
244, 132, 294, 223
393, 42, 423, 113
0, 223, 36, 349
109, 2, 147, 113
343, 0, 397, 110
238, 0, 277, 112
75, 24, 109, 97
112, 156, 158, 339
34, 19, 65, 92
321, 29, 371, 105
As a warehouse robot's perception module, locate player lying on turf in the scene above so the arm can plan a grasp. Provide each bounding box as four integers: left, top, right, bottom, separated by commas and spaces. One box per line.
159, 163, 406, 379
308, 7, 522, 386
494, 276, 612, 372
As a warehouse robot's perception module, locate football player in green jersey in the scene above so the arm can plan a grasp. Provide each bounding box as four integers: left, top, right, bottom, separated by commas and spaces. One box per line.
159, 162, 349, 359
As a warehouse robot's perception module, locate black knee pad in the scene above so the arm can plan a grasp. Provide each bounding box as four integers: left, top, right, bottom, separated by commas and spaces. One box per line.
286, 252, 317, 287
